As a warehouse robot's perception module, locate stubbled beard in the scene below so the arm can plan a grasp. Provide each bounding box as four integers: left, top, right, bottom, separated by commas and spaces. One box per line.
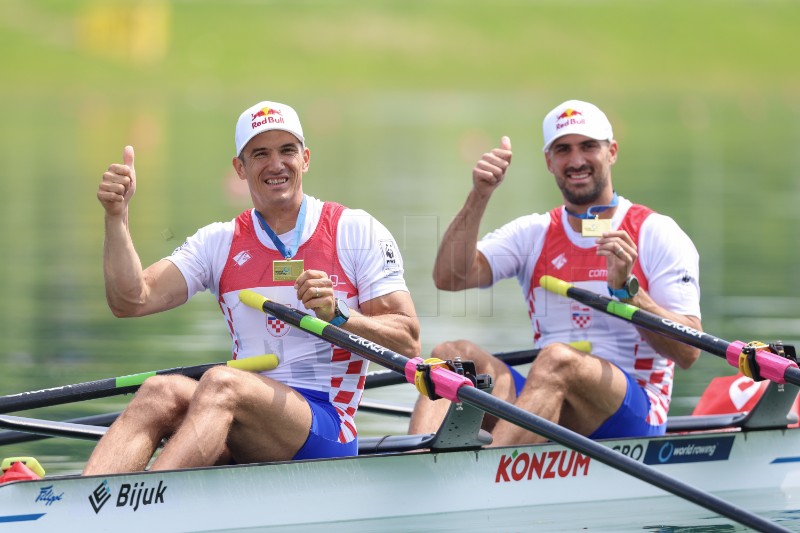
557, 170, 608, 206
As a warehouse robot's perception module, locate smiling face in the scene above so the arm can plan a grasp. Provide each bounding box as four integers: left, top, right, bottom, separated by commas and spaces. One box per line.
233, 130, 310, 218
544, 134, 618, 210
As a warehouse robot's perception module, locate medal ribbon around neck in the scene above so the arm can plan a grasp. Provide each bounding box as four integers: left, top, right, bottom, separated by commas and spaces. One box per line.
565, 191, 619, 220
254, 195, 307, 259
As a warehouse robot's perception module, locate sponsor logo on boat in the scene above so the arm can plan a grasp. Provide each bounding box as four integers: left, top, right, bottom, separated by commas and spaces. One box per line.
643, 436, 735, 465
611, 443, 645, 461
495, 449, 591, 483
88, 479, 168, 514
88, 480, 112, 513
35, 485, 64, 506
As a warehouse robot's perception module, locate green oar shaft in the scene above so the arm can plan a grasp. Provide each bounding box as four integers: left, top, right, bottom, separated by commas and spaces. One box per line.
238, 290, 789, 533
0, 355, 278, 414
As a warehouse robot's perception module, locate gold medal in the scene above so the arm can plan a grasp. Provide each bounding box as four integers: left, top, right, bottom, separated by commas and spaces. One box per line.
581, 217, 611, 238
273, 259, 304, 281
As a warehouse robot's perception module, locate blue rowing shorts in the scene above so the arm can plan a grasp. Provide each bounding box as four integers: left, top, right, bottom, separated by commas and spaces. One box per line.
292, 387, 358, 460
504, 363, 665, 439
589, 370, 666, 439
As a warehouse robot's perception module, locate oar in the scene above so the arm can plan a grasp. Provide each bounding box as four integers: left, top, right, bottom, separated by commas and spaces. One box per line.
0, 354, 279, 414
358, 399, 414, 417
539, 275, 800, 386
0, 414, 108, 441
238, 289, 789, 533
0, 351, 534, 445
0, 412, 120, 446
364, 347, 541, 389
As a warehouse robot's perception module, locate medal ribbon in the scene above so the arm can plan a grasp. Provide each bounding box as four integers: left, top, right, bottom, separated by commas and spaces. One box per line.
254, 195, 307, 259
565, 191, 619, 219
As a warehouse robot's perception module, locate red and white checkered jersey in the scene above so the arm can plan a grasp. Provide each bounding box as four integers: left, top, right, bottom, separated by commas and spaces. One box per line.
477, 197, 701, 427
165, 195, 409, 443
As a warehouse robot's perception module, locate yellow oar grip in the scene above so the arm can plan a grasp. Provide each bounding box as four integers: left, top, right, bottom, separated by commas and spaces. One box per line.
227, 354, 280, 372
540, 275, 571, 297
568, 341, 592, 353
239, 289, 269, 311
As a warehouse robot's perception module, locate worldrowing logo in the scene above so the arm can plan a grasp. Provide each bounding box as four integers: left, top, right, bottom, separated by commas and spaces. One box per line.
643, 436, 734, 465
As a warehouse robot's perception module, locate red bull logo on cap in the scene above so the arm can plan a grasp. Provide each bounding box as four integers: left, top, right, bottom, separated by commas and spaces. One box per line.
251, 107, 284, 130
555, 108, 585, 131
557, 109, 582, 120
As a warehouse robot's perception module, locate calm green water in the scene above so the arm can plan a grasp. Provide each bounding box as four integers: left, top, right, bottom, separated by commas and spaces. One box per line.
1, 11, 800, 531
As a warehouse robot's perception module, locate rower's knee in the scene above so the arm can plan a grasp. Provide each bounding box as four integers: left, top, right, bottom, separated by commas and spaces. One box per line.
130, 375, 194, 426
193, 366, 241, 411
431, 340, 499, 375
529, 343, 583, 383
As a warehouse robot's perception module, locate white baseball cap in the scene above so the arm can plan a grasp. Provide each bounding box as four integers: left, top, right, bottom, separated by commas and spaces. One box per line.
235, 100, 304, 156
542, 100, 613, 152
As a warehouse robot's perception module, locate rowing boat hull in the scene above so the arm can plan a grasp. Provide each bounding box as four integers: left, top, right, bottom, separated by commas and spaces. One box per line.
2, 426, 800, 531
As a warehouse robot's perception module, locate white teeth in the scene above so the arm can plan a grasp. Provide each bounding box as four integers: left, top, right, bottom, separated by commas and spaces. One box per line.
266, 178, 288, 185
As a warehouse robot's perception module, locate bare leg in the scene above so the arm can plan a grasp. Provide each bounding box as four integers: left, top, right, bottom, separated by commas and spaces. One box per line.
408, 340, 517, 434
150, 366, 313, 470
491, 343, 628, 446
82, 375, 197, 475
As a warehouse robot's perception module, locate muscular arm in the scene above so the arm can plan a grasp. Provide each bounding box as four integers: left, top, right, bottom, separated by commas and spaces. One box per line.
433, 136, 512, 291
99, 146, 188, 318
597, 223, 702, 370
432, 190, 494, 291
103, 216, 187, 317
625, 289, 702, 370
343, 290, 421, 357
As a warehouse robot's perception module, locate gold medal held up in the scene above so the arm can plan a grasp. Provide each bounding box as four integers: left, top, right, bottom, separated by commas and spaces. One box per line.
273, 259, 304, 281
581, 217, 611, 238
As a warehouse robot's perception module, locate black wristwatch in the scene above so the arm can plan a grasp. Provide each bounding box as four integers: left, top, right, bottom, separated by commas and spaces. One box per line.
330, 298, 350, 327
608, 275, 639, 300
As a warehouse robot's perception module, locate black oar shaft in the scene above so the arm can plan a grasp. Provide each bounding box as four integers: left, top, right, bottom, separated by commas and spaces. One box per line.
455, 386, 786, 533
0, 414, 108, 441
0, 355, 278, 414
0, 379, 140, 414
364, 348, 540, 389
238, 290, 789, 533
541, 276, 800, 387
0, 364, 216, 414
0, 412, 120, 446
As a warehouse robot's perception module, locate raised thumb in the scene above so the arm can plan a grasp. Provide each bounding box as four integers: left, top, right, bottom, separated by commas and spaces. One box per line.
123, 145, 135, 169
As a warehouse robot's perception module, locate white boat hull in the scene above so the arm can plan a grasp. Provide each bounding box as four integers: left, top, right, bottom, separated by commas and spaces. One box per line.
2, 427, 800, 531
